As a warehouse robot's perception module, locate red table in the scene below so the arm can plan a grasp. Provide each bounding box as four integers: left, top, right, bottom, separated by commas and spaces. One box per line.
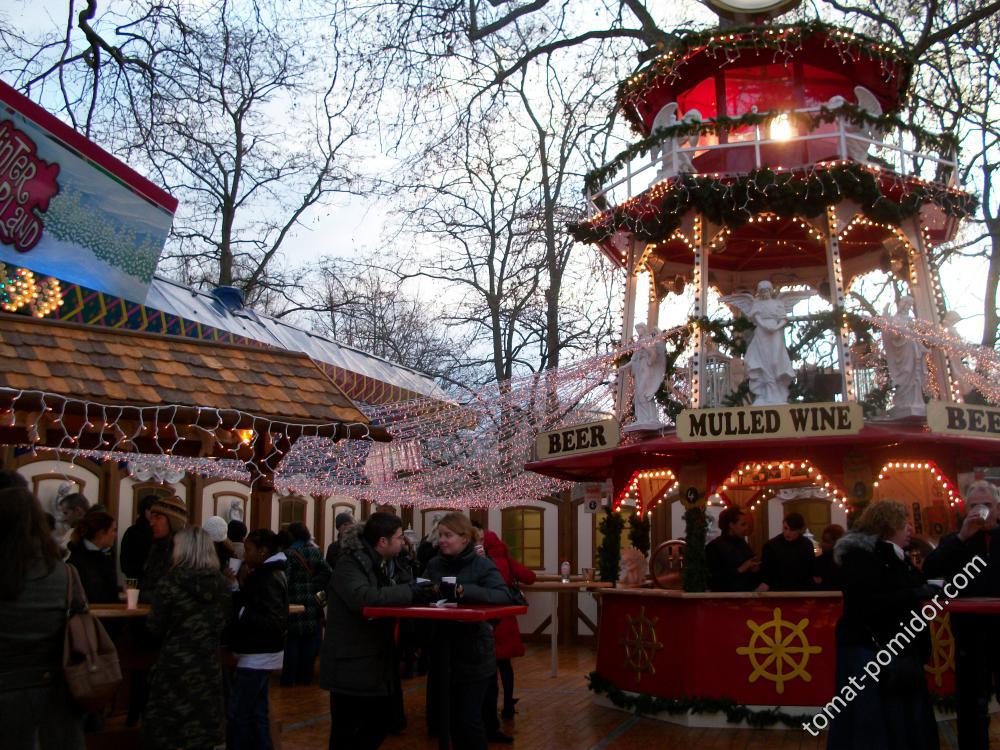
362, 603, 527, 621
942, 597, 1000, 614
363, 603, 527, 749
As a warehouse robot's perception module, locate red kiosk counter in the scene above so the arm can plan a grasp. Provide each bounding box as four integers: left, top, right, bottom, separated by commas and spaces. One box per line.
592, 588, 956, 725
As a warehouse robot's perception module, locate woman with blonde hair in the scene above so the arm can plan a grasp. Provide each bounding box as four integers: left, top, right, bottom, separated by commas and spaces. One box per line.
144, 527, 231, 750
424, 513, 516, 748
827, 501, 939, 750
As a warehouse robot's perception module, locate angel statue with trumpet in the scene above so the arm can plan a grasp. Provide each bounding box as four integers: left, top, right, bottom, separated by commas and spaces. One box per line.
722, 281, 810, 406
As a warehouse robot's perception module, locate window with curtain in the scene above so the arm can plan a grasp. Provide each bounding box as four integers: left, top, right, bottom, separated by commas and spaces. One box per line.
501, 507, 544, 569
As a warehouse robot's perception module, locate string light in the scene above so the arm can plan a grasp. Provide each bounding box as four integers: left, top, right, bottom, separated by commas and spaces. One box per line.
873, 460, 961, 508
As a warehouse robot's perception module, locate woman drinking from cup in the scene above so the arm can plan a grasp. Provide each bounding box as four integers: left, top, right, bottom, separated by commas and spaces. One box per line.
423, 513, 516, 749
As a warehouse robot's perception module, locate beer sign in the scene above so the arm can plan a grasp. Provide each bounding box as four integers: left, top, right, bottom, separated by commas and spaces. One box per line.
536, 419, 620, 460
927, 401, 1000, 440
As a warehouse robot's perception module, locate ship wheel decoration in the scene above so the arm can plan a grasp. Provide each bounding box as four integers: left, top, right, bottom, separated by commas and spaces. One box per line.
736, 607, 822, 694
620, 606, 664, 680
925, 613, 955, 687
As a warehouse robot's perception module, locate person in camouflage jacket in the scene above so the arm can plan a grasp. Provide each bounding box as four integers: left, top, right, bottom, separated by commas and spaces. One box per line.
143, 528, 231, 750
282, 523, 332, 686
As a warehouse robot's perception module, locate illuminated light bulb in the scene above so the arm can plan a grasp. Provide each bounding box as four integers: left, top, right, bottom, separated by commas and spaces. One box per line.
769, 114, 794, 142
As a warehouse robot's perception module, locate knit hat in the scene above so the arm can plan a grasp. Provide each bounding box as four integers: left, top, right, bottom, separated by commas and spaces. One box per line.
203, 515, 229, 543
335, 511, 354, 531
150, 495, 188, 534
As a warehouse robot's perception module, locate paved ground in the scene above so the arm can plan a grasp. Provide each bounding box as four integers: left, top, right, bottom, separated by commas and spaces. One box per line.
272, 641, 983, 749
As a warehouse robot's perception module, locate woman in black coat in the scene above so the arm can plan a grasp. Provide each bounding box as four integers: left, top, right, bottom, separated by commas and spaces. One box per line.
66, 510, 119, 604
827, 500, 940, 750
424, 513, 515, 750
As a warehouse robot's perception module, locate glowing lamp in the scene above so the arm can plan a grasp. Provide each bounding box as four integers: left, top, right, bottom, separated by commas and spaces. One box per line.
769, 114, 794, 142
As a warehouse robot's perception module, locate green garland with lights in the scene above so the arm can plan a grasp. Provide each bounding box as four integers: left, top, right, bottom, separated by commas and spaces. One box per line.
682, 502, 708, 592
618, 20, 910, 130
628, 513, 651, 555
584, 103, 957, 197
587, 671, 957, 727
570, 163, 977, 247
598, 507, 625, 584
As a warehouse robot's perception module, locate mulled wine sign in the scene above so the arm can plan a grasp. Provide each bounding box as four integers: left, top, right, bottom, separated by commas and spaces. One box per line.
536, 419, 620, 460
676, 402, 863, 442
0, 82, 176, 303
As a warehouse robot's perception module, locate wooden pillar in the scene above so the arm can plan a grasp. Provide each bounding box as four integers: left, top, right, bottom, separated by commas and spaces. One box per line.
469, 508, 488, 530
312, 493, 328, 549
250, 470, 274, 531
615, 240, 641, 418
101, 458, 123, 519
186, 471, 205, 525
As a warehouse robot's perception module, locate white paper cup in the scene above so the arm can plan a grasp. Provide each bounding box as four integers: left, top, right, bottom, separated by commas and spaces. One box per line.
442, 576, 457, 585
126, 588, 140, 610
928, 579, 945, 588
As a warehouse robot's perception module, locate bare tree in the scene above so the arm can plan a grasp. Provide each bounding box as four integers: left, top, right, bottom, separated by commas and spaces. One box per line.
2, 0, 367, 306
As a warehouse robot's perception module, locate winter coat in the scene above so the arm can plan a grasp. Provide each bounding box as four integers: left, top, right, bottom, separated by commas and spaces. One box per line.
482, 531, 535, 659
828, 531, 940, 750
834, 531, 936, 653
760, 533, 815, 591
0, 559, 83, 750
144, 566, 231, 750
139, 537, 173, 603
66, 541, 119, 604
706, 533, 759, 592
424, 542, 516, 683
229, 555, 289, 655
119, 516, 152, 581
285, 542, 332, 637
923, 526, 1000, 598
319, 524, 414, 696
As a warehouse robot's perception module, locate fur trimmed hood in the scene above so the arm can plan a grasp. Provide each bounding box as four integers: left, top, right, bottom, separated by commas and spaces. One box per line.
833, 529, 879, 566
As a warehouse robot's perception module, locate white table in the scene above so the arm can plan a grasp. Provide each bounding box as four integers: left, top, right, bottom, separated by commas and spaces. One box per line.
522, 580, 613, 677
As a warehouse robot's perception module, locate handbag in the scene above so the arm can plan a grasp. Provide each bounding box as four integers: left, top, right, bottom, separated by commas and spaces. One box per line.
868, 628, 925, 693
62, 564, 122, 712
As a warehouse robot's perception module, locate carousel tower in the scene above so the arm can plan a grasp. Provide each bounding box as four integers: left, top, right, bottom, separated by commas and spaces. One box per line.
572, 6, 976, 416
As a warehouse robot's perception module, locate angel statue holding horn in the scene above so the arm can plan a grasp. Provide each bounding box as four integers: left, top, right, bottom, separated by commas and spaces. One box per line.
722, 281, 809, 406
621, 322, 666, 429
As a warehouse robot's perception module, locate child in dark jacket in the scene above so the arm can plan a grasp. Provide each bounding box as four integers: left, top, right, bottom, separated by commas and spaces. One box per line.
227, 529, 289, 750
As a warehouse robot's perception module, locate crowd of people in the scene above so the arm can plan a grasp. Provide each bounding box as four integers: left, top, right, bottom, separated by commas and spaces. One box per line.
5, 461, 1000, 750
0, 471, 531, 750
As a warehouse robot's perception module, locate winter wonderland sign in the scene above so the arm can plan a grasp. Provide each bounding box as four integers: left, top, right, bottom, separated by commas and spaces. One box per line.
0, 81, 176, 303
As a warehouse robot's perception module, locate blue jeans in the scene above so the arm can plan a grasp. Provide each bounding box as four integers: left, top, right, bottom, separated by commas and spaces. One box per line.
227, 668, 272, 750
281, 631, 321, 686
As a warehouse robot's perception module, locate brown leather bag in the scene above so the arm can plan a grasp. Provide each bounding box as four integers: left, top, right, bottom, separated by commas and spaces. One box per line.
62, 564, 122, 711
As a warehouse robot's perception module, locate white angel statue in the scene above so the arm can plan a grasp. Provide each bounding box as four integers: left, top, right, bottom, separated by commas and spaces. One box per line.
648, 103, 701, 180
721, 281, 811, 406
847, 85, 884, 162
882, 296, 928, 415
621, 322, 666, 430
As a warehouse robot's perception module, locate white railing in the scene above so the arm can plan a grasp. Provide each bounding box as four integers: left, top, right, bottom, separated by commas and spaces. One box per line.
587, 107, 959, 217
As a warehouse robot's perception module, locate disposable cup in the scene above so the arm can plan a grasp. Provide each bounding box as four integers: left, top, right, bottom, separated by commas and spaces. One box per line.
442, 576, 457, 585
126, 588, 140, 610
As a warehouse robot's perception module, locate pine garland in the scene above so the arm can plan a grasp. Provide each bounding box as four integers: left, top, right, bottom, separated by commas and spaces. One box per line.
598, 507, 625, 584
682, 503, 708, 592
587, 671, 957, 725
584, 103, 958, 197
628, 513, 651, 555
570, 163, 977, 248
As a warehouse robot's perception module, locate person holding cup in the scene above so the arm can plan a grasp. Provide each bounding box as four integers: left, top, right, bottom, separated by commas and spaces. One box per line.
924, 480, 1000, 750
423, 513, 517, 749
